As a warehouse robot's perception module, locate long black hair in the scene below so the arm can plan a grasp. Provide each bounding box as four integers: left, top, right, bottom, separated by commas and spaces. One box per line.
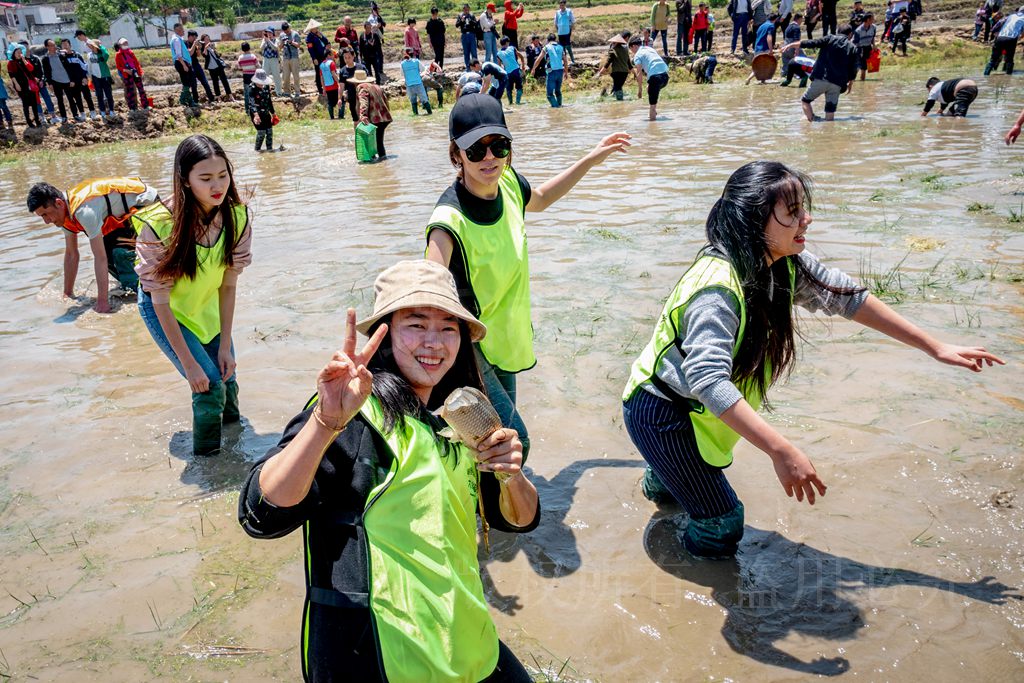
365, 315, 484, 434
705, 161, 864, 403
156, 134, 241, 282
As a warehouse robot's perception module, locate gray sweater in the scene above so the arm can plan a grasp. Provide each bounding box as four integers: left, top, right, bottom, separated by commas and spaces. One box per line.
644, 250, 868, 415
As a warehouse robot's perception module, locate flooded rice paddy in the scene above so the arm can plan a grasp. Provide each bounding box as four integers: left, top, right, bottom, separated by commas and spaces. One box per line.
1, 74, 1023, 681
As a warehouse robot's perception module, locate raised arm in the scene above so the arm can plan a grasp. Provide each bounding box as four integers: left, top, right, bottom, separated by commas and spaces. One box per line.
258, 309, 387, 507
851, 294, 1005, 371
526, 132, 632, 212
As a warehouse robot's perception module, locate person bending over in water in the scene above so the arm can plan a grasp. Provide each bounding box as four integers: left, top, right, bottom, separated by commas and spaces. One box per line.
921, 77, 978, 117
426, 94, 630, 464
239, 260, 539, 682
623, 161, 1004, 559
629, 35, 670, 120
28, 178, 159, 312
134, 134, 252, 456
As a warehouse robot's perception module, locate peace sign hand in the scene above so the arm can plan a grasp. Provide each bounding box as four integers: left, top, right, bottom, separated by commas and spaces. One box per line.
315, 308, 388, 429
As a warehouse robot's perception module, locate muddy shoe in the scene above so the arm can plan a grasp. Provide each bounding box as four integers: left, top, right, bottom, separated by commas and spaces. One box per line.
641, 467, 677, 505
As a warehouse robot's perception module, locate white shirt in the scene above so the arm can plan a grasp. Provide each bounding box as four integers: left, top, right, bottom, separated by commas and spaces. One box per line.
479, 12, 496, 31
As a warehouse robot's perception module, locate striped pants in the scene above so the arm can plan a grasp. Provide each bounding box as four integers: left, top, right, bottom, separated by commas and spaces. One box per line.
623, 387, 745, 557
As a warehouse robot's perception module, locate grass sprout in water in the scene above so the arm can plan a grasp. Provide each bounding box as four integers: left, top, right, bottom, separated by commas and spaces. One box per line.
858, 253, 910, 303
966, 202, 993, 213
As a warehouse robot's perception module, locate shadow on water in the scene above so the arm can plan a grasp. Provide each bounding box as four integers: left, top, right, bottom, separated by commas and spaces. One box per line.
53, 300, 95, 323
480, 457, 646, 614
643, 512, 1022, 676
169, 418, 281, 499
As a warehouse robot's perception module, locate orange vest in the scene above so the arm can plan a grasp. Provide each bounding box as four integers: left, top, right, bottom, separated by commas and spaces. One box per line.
63, 177, 150, 236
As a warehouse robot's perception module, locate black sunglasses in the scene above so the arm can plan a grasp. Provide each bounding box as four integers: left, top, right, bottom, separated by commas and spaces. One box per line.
464, 137, 512, 163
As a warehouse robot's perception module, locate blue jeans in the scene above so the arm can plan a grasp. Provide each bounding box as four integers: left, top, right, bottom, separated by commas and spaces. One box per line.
138, 288, 232, 384
475, 345, 530, 464
461, 32, 478, 69
483, 31, 497, 62
731, 12, 750, 52
545, 68, 563, 107
0, 99, 10, 124
39, 86, 55, 115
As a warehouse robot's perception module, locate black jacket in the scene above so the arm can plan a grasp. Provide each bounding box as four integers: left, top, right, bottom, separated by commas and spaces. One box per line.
41, 51, 74, 84
239, 405, 540, 682
801, 34, 858, 86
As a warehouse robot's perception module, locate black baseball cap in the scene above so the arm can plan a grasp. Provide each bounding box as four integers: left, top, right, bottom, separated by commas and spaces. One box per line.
449, 94, 513, 149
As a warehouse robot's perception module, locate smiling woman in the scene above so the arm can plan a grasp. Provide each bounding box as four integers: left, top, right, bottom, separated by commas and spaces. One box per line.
622, 160, 1005, 560
133, 134, 252, 456
239, 259, 540, 682
425, 93, 631, 465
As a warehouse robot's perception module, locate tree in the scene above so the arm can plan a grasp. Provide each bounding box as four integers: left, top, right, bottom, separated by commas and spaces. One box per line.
76, 0, 122, 36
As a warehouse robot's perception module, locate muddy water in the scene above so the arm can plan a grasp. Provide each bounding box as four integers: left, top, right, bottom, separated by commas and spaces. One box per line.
2, 74, 1023, 682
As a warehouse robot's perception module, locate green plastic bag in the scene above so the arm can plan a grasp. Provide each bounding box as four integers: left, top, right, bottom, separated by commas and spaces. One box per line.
355, 122, 378, 162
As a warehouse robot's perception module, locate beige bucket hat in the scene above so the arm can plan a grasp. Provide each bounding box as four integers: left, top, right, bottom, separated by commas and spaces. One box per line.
357, 260, 487, 341
348, 68, 374, 84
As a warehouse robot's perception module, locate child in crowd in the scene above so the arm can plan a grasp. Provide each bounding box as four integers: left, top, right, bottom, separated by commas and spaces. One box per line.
405, 17, 423, 57
320, 47, 342, 119
401, 47, 432, 115
975, 2, 987, 40
249, 69, 278, 152
134, 134, 253, 456
497, 36, 525, 105
237, 42, 261, 112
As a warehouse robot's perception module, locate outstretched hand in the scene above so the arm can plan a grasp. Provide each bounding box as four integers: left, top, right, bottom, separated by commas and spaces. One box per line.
315, 308, 388, 429
773, 448, 827, 505
932, 343, 1005, 372
586, 132, 632, 165
1007, 125, 1022, 145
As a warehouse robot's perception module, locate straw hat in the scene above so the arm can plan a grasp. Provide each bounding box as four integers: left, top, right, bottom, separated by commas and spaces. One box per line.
348, 68, 374, 84
304, 19, 322, 32
357, 260, 486, 341
252, 69, 272, 86
608, 34, 628, 45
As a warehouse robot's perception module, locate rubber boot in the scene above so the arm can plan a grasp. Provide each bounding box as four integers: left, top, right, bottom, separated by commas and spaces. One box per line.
112, 247, 139, 292
223, 379, 240, 424
614, 89, 624, 100
547, 95, 557, 107
516, 88, 522, 104
412, 101, 419, 115
192, 381, 226, 456
424, 100, 433, 115
682, 502, 745, 560
437, 90, 443, 107
641, 467, 676, 505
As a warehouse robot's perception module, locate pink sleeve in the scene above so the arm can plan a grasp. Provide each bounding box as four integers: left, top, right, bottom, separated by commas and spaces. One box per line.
134, 224, 174, 304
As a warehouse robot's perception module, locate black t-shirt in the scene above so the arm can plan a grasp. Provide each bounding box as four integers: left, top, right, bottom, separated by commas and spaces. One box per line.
339, 61, 367, 98
429, 171, 532, 315
801, 34, 858, 86
426, 17, 446, 40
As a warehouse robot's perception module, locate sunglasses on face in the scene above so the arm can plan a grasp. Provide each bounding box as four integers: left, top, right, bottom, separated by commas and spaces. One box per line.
464, 137, 512, 163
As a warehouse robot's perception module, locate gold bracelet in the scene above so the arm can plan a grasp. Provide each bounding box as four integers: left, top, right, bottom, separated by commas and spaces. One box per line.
313, 405, 346, 433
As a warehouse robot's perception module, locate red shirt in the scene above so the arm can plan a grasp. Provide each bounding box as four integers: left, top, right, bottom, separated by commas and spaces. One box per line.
503, 1, 524, 30
335, 26, 358, 45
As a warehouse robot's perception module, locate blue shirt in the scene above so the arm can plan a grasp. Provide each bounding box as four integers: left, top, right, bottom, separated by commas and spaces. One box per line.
999, 13, 1024, 38
497, 46, 520, 73
401, 58, 423, 86
555, 8, 575, 35
632, 45, 668, 77
319, 60, 336, 87
544, 42, 565, 70
755, 21, 774, 52
170, 34, 191, 64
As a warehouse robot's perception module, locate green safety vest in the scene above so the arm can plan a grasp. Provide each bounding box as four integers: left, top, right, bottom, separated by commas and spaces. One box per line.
132, 201, 248, 344
623, 253, 795, 468
426, 166, 535, 373
308, 396, 499, 682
